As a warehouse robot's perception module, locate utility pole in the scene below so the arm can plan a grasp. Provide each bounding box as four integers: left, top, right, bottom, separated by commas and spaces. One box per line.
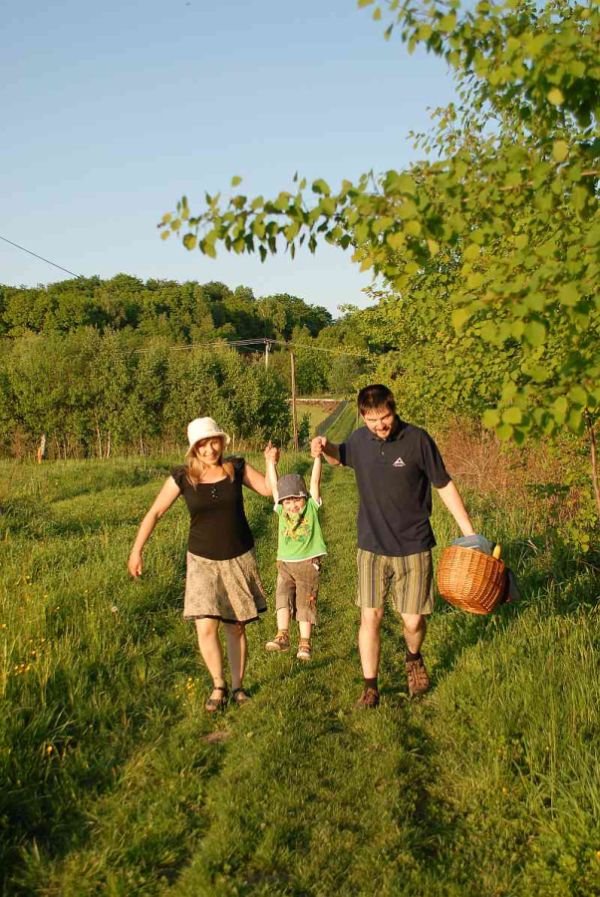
290, 351, 299, 450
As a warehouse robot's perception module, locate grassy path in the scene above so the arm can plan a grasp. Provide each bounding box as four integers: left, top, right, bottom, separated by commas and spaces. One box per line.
1, 452, 600, 896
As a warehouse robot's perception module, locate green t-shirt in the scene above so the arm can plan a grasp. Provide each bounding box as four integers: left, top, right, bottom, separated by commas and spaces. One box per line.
275, 496, 327, 562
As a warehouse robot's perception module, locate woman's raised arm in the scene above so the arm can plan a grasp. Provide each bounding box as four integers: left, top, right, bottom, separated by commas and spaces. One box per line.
243, 460, 275, 497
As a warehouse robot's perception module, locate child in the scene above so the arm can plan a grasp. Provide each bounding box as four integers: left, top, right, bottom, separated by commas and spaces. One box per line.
264, 451, 327, 661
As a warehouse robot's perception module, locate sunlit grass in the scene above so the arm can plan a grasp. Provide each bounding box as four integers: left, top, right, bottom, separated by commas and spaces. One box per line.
1, 455, 599, 896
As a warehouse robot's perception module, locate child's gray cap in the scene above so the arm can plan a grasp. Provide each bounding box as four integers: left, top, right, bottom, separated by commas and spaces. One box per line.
277, 473, 308, 502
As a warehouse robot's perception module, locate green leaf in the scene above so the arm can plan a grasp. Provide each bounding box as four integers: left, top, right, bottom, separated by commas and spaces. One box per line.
463, 244, 480, 261
568, 385, 587, 407
529, 364, 550, 383
230, 175, 243, 187
482, 409, 500, 429
439, 13, 457, 32
552, 395, 568, 423
312, 179, 331, 196
502, 406, 522, 425
466, 272, 484, 289
558, 283, 578, 307
357, 0, 374, 6
397, 200, 418, 220
405, 220, 422, 237
504, 171, 522, 187
395, 174, 417, 194
452, 308, 471, 331
514, 234, 528, 249
547, 88, 565, 106
496, 423, 513, 441
372, 216, 395, 235
567, 408, 583, 433
552, 140, 569, 163
182, 233, 197, 251
480, 321, 497, 343
524, 320, 546, 347
386, 232, 405, 250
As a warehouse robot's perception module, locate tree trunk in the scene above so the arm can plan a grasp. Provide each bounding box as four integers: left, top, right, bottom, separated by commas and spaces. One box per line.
290, 351, 298, 450
586, 414, 600, 517
36, 434, 46, 464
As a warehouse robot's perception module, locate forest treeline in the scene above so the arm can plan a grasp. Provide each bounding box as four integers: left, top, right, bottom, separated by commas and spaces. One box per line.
0, 275, 372, 459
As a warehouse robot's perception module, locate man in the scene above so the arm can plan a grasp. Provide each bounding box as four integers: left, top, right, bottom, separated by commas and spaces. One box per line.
311, 384, 475, 706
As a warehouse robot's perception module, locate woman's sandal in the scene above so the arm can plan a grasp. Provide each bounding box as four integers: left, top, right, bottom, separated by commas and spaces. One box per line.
205, 684, 229, 713
231, 688, 251, 707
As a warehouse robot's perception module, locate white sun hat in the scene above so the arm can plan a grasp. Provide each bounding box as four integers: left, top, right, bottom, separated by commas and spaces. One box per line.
187, 417, 231, 448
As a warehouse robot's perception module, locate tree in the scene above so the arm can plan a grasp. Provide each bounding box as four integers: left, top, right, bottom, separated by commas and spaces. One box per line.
163, 0, 599, 511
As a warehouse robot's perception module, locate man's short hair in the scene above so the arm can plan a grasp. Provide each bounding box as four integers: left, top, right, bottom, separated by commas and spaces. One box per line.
357, 384, 396, 415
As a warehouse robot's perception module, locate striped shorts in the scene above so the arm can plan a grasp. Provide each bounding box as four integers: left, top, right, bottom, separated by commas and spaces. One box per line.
356, 549, 434, 615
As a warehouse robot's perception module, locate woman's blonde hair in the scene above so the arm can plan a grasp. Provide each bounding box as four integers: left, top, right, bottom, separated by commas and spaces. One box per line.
184, 437, 234, 485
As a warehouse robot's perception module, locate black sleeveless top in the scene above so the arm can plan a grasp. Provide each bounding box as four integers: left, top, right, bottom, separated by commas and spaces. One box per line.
171, 457, 254, 560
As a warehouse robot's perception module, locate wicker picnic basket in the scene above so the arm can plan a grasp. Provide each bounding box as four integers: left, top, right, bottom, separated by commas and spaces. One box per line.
437, 545, 507, 615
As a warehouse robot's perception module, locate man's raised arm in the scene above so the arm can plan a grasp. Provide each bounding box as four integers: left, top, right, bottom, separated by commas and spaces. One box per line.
310, 435, 341, 466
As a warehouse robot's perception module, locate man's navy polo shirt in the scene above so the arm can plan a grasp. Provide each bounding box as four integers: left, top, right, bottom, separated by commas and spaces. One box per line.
339, 417, 451, 557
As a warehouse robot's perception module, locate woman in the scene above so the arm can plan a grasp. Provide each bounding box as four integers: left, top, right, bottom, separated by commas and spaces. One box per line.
128, 416, 277, 712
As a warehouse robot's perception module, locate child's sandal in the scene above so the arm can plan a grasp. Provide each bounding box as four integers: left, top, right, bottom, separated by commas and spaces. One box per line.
205, 685, 229, 713
232, 688, 251, 706
296, 640, 312, 661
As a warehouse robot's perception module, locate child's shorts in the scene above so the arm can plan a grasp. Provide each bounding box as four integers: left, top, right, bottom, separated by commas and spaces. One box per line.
275, 557, 322, 624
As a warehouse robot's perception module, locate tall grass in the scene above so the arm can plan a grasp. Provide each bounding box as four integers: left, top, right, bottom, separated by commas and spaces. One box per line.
1, 452, 599, 896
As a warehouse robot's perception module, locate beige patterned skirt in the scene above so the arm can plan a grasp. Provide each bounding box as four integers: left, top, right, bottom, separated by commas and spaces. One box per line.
183, 549, 267, 624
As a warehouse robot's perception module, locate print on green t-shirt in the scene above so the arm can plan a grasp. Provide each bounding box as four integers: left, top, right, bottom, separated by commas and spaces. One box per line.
275, 496, 327, 562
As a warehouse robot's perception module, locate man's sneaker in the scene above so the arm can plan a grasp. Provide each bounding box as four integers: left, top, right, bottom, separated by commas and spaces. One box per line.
265, 631, 290, 652
296, 639, 312, 661
355, 686, 380, 709
405, 656, 430, 696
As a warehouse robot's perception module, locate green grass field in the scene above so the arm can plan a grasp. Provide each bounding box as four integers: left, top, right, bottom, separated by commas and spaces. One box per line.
296, 402, 339, 435
1, 439, 599, 896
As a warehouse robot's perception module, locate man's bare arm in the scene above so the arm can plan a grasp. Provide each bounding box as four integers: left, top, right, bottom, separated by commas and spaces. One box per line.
436, 481, 475, 537
310, 435, 341, 466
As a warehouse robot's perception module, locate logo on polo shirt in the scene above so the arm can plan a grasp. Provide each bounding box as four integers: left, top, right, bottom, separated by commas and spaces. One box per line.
392, 456, 406, 467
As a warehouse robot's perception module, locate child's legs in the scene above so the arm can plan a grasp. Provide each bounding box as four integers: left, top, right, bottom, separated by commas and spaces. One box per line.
294, 559, 320, 640
276, 607, 291, 631
275, 561, 295, 631
298, 620, 312, 640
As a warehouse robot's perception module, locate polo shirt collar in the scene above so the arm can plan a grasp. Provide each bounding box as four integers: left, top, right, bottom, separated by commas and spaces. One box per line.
368, 415, 405, 443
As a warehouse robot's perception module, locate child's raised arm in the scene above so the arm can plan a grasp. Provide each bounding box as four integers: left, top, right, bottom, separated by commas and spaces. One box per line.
263, 441, 280, 502
309, 454, 322, 503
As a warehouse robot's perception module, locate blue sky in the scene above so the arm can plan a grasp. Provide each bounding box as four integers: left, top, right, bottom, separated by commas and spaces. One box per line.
1, 0, 458, 314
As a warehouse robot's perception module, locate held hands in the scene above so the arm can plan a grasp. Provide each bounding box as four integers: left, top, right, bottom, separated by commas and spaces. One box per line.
310, 436, 327, 458
263, 441, 280, 464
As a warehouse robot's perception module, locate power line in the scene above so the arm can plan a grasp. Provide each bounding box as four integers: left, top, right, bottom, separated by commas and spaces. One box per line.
141, 336, 373, 359
0, 234, 84, 280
